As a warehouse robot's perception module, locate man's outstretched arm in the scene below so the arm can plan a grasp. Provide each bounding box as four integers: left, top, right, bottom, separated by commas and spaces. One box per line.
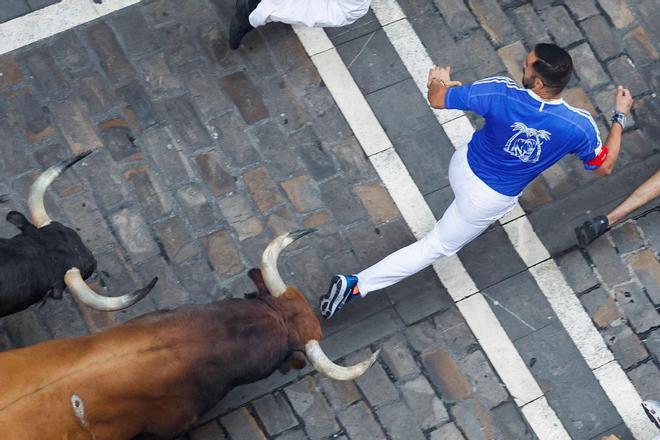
593, 86, 633, 176
427, 66, 462, 109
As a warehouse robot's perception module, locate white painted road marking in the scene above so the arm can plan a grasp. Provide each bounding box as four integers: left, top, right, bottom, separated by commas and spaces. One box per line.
0, 0, 141, 55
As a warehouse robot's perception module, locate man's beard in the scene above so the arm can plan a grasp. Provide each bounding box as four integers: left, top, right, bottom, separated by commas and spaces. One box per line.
522, 68, 533, 89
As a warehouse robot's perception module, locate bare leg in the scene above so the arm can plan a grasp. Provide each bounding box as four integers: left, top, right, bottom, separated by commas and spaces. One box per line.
607, 169, 660, 225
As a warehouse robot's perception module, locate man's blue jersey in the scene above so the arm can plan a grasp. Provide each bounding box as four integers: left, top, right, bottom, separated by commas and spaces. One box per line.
445, 76, 603, 196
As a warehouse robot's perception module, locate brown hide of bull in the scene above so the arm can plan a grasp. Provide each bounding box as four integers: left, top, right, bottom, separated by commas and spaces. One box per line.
0, 286, 321, 439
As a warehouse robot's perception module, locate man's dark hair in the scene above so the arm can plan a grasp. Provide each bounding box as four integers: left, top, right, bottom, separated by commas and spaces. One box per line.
532, 43, 573, 93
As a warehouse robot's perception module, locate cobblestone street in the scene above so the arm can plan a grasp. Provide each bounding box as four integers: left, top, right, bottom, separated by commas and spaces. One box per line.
0, 0, 658, 439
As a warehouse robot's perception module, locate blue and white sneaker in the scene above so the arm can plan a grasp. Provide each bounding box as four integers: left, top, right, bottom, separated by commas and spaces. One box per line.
319, 275, 359, 319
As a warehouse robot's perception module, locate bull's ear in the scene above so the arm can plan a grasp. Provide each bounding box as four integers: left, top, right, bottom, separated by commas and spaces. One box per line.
247, 268, 271, 297
289, 351, 307, 370
278, 351, 307, 374
7, 211, 31, 231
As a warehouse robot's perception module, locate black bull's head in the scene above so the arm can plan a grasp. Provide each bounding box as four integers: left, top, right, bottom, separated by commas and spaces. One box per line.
0, 152, 156, 318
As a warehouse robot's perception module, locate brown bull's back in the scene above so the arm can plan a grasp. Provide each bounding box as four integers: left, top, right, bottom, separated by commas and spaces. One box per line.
0, 299, 291, 439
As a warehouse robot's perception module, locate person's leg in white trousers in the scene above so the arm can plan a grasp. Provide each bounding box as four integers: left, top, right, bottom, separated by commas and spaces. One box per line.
356, 146, 518, 295
249, 0, 371, 28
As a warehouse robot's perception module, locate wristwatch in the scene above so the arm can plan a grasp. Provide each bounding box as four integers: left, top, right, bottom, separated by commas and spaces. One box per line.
611, 111, 627, 129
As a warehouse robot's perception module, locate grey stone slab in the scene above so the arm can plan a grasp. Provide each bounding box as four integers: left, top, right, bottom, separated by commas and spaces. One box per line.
386, 267, 453, 325
4, 308, 52, 348
525, 156, 660, 255
346, 349, 398, 408
317, 376, 361, 411
602, 323, 649, 369
336, 29, 409, 95
381, 334, 419, 382
491, 401, 537, 440
542, 6, 583, 48
627, 361, 660, 401
367, 79, 454, 195
612, 281, 660, 334
110, 8, 159, 57
430, 423, 465, 440
49, 31, 92, 74
220, 407, 266, 440
319, 176, 369, 226
569, 43, 609, 90
564, 0, 599, 21
458, 226, 527, 289
607, 56, 649, 97
285, 377, 340, 440
468, 0, 518, 47
645, 328, 660, 363
325, 9, 381, 46
406, 12, 469, 73
321, 307, 405, 360
611, 222, 644, 254
460, 350, 509, 409
275, 429, 308, 440
515, 322, 623, 439
581, 15, 623, 61
557, 249, 599, 294
432, 0, 479, 36
252, 392, 298, 436
580, 287, 622, 329
406, 307, 475, 354
376, 400, 426, 440
483, 271, 557, 341
425, 185, 454, 217
21, 48, 68, 99
588, 235, 632, 287
511, 4, 552, 47
0, 0, 30, 23
459, 31, 506, 78
401, 374, 450, 429
637, 212, 660, 255
337, 401, 386, 440
37, 294, 89, 340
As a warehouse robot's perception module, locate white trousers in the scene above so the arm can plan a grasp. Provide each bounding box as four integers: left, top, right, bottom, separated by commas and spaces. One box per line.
249, 0, 371, 28
357, 146, 518, 295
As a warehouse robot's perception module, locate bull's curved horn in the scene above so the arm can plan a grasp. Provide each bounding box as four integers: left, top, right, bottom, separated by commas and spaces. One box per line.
305, 340, 380, 381
261, 228, 316, 297
64, 268, 157, 311
28, 151, 92, 228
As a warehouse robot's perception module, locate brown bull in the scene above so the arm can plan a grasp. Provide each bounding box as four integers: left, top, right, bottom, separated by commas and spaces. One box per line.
0, 229, 378, 439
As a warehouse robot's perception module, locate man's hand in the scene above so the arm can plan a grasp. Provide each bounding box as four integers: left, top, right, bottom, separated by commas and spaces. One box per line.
427, 66, 462, 88
614, 85, 633, 114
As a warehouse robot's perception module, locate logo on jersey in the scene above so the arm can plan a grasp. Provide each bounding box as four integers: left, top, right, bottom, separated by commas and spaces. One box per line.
504, 122, 551, 163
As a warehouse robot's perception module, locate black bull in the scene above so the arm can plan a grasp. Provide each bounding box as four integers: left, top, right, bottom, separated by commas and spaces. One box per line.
0, 153, 156, 318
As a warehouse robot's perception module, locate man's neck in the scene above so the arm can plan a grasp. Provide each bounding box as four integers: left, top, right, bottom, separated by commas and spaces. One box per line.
532, 87, 561, 101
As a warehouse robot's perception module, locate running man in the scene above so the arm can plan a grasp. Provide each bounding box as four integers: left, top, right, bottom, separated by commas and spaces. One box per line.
229, 0, 371, 49
575, 169, 659, 248
320, 43, 634, 319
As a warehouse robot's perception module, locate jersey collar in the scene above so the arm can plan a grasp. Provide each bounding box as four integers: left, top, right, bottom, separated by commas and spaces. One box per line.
525, 89, 564, 105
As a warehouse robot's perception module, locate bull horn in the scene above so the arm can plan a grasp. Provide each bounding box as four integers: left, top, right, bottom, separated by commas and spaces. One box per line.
305, 340, 380, 381
28, 151, 92, 228
261, 228, 316, 297
64, 268, 157, 311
